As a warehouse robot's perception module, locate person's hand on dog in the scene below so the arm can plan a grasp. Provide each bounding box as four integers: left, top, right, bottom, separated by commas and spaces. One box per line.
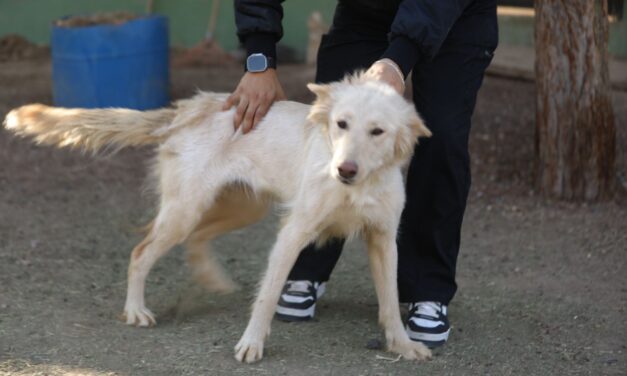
223, 69, 287, 134
365, 59, 405, 95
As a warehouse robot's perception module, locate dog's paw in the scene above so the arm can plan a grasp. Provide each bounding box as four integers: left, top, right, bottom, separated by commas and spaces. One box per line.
122, 305, 157, 327
234, 336, 264, 363
388, 340, 432, 361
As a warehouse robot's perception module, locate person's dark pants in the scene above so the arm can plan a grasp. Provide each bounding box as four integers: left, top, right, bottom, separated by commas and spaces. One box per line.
288, 5, 496, 305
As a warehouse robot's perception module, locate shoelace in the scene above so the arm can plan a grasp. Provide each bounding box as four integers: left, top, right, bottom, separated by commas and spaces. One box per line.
286, 280, 313, 294
410, 301, 441, 318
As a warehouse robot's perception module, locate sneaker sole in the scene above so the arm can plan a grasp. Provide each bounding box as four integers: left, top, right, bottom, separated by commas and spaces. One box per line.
406, 326, 450, 348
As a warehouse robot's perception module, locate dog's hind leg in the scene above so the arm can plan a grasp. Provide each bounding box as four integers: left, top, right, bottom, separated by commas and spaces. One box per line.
123, 190, 217, 327
365, 227, 431, 361
186, 187, 269, 294
186, 238, 237, 295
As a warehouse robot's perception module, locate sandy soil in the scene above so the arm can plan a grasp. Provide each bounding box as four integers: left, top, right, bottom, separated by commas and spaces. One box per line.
0, 60, 625, 376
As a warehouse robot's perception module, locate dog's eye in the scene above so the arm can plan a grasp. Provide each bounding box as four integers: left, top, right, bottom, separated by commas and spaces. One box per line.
337, 120, 348, 130
370, 128, 384, 136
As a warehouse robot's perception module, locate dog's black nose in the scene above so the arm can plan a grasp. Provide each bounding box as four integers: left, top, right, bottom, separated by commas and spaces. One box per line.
338, 161, 358, 179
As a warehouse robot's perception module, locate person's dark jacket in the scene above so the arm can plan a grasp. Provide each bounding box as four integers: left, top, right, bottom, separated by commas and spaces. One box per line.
234, 0, 497, 78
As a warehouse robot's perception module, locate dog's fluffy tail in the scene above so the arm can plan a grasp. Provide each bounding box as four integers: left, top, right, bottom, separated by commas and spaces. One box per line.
3, 104, 176, 153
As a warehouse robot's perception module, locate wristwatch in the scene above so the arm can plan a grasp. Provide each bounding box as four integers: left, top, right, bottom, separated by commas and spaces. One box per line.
246, 53, 276, 72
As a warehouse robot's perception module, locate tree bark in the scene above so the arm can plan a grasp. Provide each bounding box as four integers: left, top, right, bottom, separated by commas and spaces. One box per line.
535, 0, 616, 201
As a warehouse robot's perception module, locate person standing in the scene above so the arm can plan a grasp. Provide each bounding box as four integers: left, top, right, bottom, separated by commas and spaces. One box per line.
224, 0, 498, 348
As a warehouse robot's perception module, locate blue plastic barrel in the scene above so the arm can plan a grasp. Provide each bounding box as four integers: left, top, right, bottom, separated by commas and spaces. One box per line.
51, 15, 169, 110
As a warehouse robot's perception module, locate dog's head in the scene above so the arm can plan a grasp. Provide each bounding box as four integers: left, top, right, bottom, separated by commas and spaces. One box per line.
307, 73, 431, 186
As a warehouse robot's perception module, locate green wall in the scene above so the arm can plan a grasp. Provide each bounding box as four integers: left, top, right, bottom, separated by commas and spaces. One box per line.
0, 0, 336, 59
0, 1, 625, 58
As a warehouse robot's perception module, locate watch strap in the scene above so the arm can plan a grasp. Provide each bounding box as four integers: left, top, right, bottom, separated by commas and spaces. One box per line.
266, 56, 276, 69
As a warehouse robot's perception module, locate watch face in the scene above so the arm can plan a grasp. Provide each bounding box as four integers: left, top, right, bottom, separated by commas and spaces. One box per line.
247, 54, 268, 72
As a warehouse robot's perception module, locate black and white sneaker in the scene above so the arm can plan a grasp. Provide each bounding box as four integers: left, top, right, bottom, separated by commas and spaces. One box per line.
275, 280, 326, 322
406, 301, 450, 348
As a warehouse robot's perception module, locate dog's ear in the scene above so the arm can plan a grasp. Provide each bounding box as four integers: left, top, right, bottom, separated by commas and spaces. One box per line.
307, 83, 333, 125
409, 111, 431, 139
394, 109, 431, 161
307, 83, 331, 99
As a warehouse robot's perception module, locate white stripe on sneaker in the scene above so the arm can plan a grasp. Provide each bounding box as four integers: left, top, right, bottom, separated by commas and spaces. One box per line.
281, 294, 314, 304
408, 316, 446, 328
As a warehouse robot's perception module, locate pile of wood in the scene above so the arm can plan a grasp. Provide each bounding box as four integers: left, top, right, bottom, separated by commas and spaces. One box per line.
0, 34, 49, 62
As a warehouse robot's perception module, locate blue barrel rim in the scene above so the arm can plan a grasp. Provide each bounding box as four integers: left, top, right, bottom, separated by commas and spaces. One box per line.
52, 14, 167, 32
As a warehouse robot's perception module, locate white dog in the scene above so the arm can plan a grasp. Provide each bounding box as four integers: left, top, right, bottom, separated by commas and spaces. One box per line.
4, 73, 432, 362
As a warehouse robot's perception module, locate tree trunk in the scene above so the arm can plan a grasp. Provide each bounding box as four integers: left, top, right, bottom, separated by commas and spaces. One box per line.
535, 0, 616, 201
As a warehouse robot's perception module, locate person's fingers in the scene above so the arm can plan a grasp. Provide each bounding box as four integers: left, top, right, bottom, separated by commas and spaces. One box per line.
388, 72, 404, 94
234, 96, 248, 130
242, 99, 258, 134
395, 81, 404, 95
223, 92, 237, 111
365, 63, 404, 95
252, 100, 270, 129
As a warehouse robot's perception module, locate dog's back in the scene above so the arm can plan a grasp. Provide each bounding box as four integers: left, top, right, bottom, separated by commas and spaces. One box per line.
156, 99, 316, 203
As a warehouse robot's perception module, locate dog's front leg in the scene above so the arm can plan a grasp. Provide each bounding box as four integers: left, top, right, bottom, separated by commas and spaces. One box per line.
235, 220, 317, 363
365, 228, 432, 361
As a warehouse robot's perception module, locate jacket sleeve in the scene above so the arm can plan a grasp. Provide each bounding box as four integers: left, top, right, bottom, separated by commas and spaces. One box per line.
234, 0, 285, 61
381, 0, 473, 78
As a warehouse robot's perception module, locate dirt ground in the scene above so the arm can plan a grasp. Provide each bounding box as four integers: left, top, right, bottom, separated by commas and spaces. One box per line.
0, 60, 626, 376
